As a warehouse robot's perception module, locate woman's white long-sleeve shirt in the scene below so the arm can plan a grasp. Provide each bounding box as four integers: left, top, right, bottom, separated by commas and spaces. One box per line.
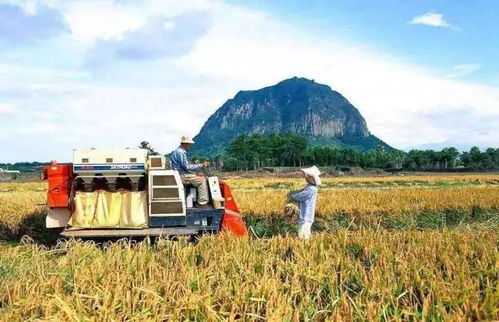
291, 184, 319, 224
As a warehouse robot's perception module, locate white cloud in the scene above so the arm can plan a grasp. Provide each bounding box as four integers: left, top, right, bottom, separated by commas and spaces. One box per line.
0, 103, 16, 114
0, 1, 498, 162
59, 1, 144, 41
54, 0, 215, 41
447, 64, 482, 78
84, 11, 211, 65
408, 12, 458, 30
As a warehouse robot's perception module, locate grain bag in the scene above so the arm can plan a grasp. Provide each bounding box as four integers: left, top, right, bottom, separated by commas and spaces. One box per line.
69, 191, 97, 228
120, 191, 148, 228
92, 191, 121, 228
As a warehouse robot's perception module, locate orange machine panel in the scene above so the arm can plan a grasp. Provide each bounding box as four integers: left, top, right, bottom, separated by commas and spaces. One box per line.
44, 164, 72, 208
219, 181, 248, 236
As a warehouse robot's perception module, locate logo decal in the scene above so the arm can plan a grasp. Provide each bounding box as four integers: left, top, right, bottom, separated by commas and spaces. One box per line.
110, 165, 133, 170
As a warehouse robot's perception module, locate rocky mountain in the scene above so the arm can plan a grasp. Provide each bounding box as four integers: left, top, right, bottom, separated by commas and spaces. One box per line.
191, 77, 391, 156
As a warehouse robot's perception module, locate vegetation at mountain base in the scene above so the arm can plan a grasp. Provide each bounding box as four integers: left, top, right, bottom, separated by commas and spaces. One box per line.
3, 138, 498, 175
210, 133, 499, 171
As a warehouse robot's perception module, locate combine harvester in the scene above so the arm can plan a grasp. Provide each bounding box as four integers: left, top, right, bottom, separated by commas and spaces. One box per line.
42, 148, 247, 238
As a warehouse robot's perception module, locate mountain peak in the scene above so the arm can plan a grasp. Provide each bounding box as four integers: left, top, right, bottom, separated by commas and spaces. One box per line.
191, 78, 391, 156
277, 76, 320, 86
276, 76, 332, 91
234, 77, 331, 99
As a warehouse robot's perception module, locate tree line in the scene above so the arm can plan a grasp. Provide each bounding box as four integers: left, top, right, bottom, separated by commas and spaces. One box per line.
0, 162, 46, 172
215, 134, 499, 171
3, 137, 497, 173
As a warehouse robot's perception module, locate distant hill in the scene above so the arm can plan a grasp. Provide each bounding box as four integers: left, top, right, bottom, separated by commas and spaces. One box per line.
191, 77, 392, 156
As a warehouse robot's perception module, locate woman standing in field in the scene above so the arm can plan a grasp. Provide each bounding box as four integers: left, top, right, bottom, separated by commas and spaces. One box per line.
288, 166, 321, 240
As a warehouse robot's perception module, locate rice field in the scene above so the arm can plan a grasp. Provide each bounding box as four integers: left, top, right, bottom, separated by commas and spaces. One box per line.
0, 174, 498, 320
226, 173, 499, 189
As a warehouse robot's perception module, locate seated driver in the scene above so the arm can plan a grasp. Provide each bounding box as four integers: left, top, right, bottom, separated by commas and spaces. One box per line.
170, 136, 210, 207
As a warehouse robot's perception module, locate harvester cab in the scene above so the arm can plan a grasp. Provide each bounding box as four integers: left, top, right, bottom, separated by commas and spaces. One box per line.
42, 148, 247, 238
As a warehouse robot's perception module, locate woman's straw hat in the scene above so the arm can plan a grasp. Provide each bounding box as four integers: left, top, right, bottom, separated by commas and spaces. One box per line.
301, 166, 321, 185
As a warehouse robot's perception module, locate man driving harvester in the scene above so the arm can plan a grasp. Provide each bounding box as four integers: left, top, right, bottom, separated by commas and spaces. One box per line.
170, 136, 210, 208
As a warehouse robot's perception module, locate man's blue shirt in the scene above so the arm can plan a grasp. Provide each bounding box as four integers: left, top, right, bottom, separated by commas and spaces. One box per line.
170, 146, 202, 175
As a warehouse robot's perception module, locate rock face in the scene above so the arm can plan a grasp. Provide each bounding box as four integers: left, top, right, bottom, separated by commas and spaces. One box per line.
191, 77, 391, 156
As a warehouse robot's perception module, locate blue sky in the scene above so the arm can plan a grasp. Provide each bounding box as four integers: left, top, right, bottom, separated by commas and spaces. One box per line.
234, 0, 499, 84
0, 0, 498, 162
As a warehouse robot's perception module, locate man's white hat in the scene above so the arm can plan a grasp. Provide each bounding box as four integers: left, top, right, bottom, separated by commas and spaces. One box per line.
301, 166, 321, 186
180, 136, 195, 144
